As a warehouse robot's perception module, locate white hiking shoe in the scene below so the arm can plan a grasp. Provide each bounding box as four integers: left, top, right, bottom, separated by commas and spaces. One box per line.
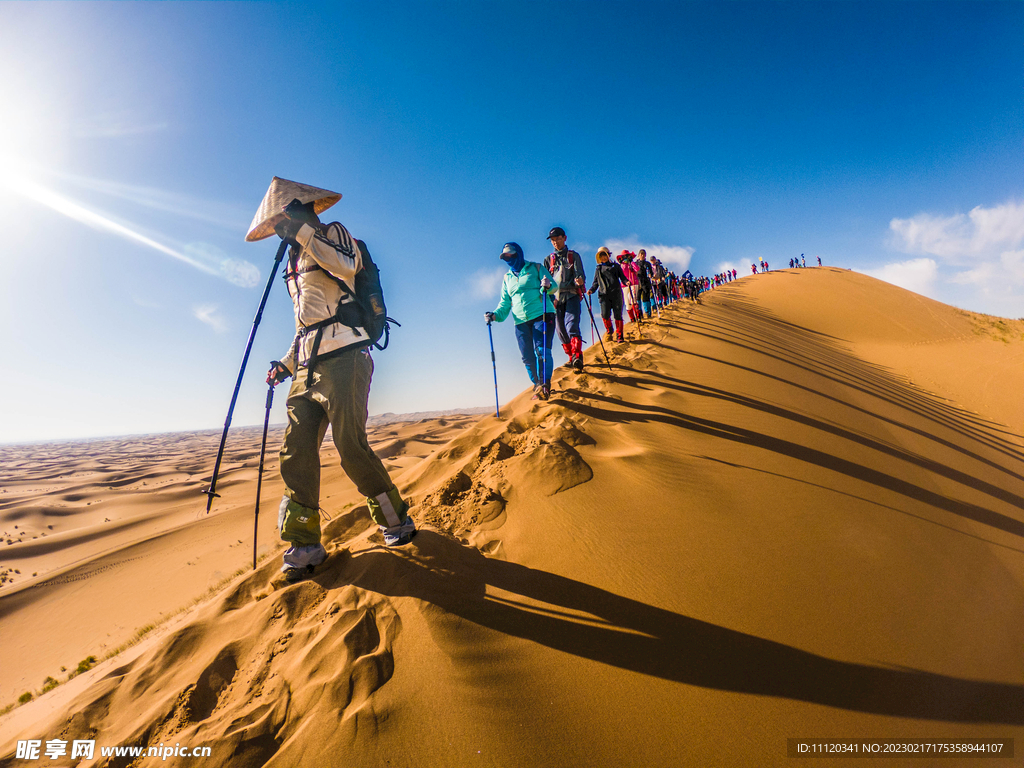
281, 542, 327, 582
381, 515, 417, 547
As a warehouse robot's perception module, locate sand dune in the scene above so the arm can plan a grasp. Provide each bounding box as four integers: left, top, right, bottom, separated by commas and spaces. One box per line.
1, 268, 1022, 766
0, 418, 482, 710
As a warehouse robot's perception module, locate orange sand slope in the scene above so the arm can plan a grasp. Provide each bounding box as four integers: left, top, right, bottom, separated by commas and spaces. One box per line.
1, 267, 1022, 767
0, 418, 481, 707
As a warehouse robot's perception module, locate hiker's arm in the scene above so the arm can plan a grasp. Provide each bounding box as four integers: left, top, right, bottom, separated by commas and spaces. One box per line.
299, 223, 362, 282
277, 336, 298, 381
493, 279, 512, 323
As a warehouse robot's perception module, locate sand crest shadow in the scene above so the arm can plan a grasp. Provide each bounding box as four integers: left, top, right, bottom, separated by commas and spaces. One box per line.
344, 532, 1024, 724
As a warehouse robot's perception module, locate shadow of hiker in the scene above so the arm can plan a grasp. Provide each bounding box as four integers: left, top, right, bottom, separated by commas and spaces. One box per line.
341, 532, 1023, 724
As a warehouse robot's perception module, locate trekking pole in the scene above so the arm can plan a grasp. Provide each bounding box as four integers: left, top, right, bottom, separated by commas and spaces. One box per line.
541, 291, 549, 389
204, 239, 289, 513
629, 283, 643, 331
582, 293, 613, 371
486, 319, 500, 418
253, 381, 275, 569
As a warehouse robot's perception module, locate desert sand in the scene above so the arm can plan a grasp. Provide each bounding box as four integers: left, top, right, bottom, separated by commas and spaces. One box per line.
1, 267, 1022, 767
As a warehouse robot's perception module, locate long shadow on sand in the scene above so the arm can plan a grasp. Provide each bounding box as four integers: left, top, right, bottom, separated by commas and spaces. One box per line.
587, 368, 1024, 494
341, 532, 1023, 724
552, 390, 1024, 540
674, 295, 1024, 453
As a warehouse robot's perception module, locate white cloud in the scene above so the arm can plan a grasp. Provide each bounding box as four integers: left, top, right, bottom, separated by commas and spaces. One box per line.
949, 263, 997, 287
999, 249, 1024, 285
182, 242, 262, 289
861, 258, 939, 297
604, 236, 695, 271
889, 201, 1024, 265
884, 200, 1024, 315
193, 305, 227, 333
219, 258, 261, 289
71, 112, 169, 139
468, 266, 506, 300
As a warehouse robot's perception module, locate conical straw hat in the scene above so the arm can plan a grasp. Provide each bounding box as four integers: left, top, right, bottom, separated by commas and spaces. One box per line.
245, 176, 342, 242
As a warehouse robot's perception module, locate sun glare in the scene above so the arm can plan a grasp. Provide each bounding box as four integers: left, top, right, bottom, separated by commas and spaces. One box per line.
1, 166, 219, 277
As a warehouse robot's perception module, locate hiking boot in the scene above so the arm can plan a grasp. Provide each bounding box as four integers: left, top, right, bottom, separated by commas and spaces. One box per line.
381, 515, 417, 547
532, 385, 544, 400
570, 337, 584, 370
615, 319, 625, 342
281, 542, 327, 582
561, 342, 573, 367
602, 318, 614, 341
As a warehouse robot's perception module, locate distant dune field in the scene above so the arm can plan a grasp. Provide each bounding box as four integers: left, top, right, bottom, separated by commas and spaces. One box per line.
1, 267, 1022, 767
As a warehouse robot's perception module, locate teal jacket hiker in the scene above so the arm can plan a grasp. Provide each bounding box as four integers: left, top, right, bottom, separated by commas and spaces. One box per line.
493, 261, 557, 325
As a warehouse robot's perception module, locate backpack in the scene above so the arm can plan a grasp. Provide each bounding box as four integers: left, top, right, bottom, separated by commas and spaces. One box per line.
547, 250, 579, 293
333, 239, 399, 350
286, 227, 399, 387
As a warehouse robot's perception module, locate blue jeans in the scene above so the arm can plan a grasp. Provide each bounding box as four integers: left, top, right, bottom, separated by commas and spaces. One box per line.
514, 314, 555, 386
554, 294, 582, 345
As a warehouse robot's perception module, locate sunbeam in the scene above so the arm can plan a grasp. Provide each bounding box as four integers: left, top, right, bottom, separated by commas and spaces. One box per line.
0, 169, 259, 286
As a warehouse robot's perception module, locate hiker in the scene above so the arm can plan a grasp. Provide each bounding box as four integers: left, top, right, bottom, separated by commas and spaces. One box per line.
546, 227, 586, 371
636, 249, 654, 318
817, 255, 822, 266
257, 183, 415, 581
651, 258, 669, 307
587, 246, 627, 342
618, 250, 640, 322
486, 242, 557, 400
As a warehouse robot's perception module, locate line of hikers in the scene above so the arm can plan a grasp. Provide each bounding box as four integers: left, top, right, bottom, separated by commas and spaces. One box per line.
485, 228, 831, 402
245, 176, 832, 579
485, 227, 709, 401
752, 253, 823, 273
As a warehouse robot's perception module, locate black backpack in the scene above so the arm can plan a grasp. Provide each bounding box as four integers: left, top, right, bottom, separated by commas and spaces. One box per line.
288, 232, 399, 358
334, 239, 399, 350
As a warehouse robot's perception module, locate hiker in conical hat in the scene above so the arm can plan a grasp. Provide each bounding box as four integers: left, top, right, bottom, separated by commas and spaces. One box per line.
249, 177, 415, 581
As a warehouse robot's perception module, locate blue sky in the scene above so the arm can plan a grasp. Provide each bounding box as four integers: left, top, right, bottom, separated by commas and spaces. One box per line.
0, 1, 1021, 443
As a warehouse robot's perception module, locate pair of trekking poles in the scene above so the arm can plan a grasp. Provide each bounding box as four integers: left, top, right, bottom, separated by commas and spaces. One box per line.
485, 289, 612, 418
203, 240, 287, 570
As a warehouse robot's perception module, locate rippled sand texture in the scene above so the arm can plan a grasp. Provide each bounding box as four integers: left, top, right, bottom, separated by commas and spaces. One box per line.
1, 268, 1022, 767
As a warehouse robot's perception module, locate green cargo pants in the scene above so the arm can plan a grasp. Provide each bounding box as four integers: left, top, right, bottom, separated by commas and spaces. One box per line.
278, 347, 407, 545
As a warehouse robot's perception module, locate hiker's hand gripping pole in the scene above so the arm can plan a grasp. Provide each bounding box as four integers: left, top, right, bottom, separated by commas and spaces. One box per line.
204, 239, 289, 513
